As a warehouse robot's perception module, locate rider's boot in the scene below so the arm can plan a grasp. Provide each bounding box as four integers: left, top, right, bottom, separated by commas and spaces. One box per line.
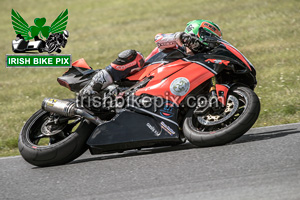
79, 69, 113, 96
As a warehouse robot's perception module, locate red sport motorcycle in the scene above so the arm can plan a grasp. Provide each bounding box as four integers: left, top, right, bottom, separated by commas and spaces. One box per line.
18, 38, 260, 167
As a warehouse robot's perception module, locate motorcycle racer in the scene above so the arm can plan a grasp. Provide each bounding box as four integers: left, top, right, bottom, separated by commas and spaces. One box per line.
20, 19, 260, 167
44, 30, 69, 53
79, 19, 222, 96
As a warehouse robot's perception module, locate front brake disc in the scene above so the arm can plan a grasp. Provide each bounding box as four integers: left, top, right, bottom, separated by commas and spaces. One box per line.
197, 95, 239, 126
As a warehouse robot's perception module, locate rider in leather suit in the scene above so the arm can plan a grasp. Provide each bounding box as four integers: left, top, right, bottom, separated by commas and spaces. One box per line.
79, 19, 222, 96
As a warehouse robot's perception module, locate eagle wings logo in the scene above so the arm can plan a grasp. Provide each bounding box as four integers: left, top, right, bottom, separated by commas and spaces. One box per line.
11, 9, 68, 41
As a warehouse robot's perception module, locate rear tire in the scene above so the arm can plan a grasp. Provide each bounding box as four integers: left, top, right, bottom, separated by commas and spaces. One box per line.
183, 86, 260, 147
18, 109, 96, 167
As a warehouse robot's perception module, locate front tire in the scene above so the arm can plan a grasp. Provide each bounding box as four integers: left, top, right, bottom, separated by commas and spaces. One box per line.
183, 86, 260, 147
18, 109, 96, 167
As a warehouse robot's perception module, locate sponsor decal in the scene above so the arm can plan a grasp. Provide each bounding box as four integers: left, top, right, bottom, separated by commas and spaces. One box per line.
157, 42, 176, 48
159, 101, 176, 119
46, 98, 57, 107
146, 123, 161, 136
205, 59, 230, 66
160, 121, 175, 136
111, 61, 137, 71
186, 24, 194, 33
201, 22, 222, 37
170, 77, 190, 96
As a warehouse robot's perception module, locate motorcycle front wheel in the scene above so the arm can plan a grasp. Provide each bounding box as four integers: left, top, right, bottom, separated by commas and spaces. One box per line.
18, 109, 96, 167
183, 86, 260, 147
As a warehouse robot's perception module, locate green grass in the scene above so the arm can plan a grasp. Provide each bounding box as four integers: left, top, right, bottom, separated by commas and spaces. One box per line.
0, 0, 299, 156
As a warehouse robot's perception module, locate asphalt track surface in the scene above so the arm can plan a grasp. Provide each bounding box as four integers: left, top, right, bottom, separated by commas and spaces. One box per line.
1, 123, 300, 200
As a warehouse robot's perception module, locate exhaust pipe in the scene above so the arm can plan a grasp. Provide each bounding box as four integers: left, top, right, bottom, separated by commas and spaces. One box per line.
41, 98, 103, 125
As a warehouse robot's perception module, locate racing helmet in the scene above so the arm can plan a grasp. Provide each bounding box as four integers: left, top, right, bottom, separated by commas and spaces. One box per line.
63, 30, 69, 40
184, 20, 222, 45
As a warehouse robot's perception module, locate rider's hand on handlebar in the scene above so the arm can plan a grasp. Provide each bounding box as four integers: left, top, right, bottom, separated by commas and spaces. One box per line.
180, 32, 203, 53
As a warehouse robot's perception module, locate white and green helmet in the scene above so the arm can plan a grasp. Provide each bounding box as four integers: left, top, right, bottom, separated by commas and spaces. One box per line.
184, 19, 222, 45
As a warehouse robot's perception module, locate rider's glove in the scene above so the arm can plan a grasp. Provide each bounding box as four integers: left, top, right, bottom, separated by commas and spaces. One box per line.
181, 32, 203, 53
175, 32, 204, 53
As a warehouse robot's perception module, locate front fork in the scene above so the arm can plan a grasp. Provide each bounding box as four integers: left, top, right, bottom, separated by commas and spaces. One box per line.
210, 76, 230, 106
194, 76, 230, 115
209, 76, 218, 98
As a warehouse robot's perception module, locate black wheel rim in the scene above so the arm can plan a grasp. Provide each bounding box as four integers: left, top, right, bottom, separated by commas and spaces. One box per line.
190, 90, 248, 133
26, 111, 82, 147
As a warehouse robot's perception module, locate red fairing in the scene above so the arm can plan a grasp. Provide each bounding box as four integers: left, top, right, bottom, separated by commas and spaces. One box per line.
126, 63, 164, 81
134, 60, 215, 105
221, 42, 252, 71
72, 58, 91, 69
216, 84, 229, 105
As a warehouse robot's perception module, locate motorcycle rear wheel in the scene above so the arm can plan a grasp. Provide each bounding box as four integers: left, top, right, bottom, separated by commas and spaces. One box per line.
18, 109, 96, 167
183, 86, 260, 147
